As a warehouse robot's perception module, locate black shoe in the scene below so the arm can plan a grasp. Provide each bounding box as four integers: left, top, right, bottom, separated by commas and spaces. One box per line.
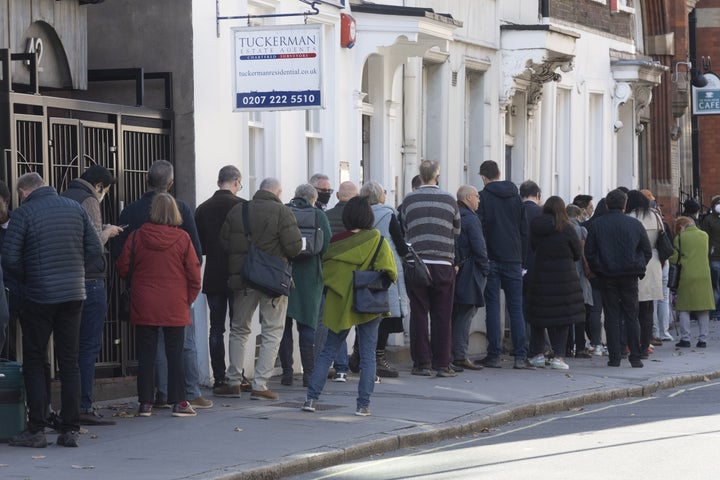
607, 359, 621, 367
676, 340, 691, 348
436, 367, 457, 377
411, 365, 433, 376
79, 410, 116, 426
630, 359, 644, 368
476, 356, 501, 368
9, 429, 47, 448
697, 341, 707, 348
281, 370, 293, 386
574, 351, 592, 359
513, 358, 536, 370
57, 431, 79, 447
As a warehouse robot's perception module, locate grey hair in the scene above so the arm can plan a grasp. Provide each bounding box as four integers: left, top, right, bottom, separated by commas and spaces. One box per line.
456, 184, 477, 202
359, 181, 384, 205
147, 160, 174, 192
259, 177, 281, 193
294, 183, 317, 203
17, 172, 44, 191
218, 165, 241, 185
309, 173, 329, 188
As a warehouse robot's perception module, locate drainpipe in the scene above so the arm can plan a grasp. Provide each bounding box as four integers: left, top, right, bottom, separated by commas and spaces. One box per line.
541, 0, 550, 24
690, 8, 700, 198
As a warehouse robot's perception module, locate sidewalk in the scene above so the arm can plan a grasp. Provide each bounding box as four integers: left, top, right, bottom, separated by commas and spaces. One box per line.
2, 326, 719, 480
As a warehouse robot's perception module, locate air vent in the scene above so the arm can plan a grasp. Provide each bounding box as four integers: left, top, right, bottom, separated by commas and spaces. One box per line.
451, 71, 458, 86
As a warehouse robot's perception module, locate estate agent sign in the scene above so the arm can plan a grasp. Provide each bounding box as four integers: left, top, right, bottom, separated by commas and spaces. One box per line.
232, 24, 323, 111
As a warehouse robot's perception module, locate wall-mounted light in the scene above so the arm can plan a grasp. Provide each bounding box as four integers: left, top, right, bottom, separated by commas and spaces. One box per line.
671, 61, 692, 84
692, 56, 712, 88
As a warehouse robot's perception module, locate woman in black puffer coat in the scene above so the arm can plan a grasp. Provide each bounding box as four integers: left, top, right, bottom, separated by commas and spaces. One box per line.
525, 196, 586, 370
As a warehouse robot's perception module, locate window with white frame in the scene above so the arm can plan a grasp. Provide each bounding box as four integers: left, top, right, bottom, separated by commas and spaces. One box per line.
306, 109, 322, 176
248, 110, 264, 193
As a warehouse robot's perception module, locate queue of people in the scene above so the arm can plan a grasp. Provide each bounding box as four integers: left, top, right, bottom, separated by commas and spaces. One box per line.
2, 159, 716, 448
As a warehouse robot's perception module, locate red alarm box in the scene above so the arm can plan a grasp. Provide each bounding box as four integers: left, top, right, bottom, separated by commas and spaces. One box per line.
341, 13, 356, 49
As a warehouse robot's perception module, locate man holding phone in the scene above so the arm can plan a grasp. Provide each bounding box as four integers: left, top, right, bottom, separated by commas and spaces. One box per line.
61, 165, 123, 425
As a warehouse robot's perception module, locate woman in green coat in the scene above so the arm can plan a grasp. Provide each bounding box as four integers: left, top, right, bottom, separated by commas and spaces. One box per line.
279, 184, 331, 386
669, 216, 715, 348
302, 196, 397, 416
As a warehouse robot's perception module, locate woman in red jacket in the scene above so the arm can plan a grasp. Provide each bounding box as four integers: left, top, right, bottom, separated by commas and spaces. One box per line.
117, 193, 201, 417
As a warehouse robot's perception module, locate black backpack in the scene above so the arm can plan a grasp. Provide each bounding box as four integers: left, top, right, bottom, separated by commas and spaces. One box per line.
290, 205, 323, 258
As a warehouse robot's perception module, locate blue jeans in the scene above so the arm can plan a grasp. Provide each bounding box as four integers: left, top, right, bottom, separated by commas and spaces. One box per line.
451, 304, 477, 361
313, 295, 349, 374
79, 280, 108, 412
279, 318, 315, 380
155, 310, 201, 401
206, 292, 234, 385
307, 317, 380, 409
484, 261, 527, 359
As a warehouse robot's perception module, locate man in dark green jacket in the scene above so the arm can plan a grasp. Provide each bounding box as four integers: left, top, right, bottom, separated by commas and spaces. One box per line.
218, 178, 302, 400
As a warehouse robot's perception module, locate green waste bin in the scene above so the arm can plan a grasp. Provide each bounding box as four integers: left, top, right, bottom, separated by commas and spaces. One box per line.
0, 360, 26, 441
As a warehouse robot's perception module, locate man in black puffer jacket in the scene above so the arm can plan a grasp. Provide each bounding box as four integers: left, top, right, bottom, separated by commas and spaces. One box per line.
2, 172, 102, 448
585, 188, 652, 369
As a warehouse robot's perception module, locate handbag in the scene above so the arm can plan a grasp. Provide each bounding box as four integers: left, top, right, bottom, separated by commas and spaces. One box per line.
654, 213, 674, 263
403, 244, 432, 288
118, 231, 136, 322
240, 202, 292, 297
667, 232, 682, 290
352, 238, 392, 314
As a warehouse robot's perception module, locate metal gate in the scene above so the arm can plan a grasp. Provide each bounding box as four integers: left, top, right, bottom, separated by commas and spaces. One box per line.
1, 50, 173, 376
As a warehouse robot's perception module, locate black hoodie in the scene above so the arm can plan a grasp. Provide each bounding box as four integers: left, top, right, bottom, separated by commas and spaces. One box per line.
478, 180, 527, 264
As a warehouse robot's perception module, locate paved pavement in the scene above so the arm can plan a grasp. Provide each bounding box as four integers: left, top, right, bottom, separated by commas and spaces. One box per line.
2, 324, 720, 480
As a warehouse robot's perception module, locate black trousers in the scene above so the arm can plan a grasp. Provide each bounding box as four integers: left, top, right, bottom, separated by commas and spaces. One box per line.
136, 325, 185, 405
20, 300, 83, 434
599, 276, 641, 362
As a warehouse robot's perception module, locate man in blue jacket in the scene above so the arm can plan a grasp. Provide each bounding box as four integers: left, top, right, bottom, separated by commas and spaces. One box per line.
475, 161, 534, 370
3, 172, 102, 448
113, 160, 210, 410
585, 188, 652, 368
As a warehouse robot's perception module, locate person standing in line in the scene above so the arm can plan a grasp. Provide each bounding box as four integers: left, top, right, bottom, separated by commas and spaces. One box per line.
580, 197, 608, 356
302, 196, 397, 416
113, 160, 211, 410
699, 195, 720, 322
671, 216, 715, 348
314, 180, 357, 381
61, 166, 124, 426
585, 189, 651, 368
194, 165, 245, 391
572, 194, 594, 222
625, 190, 664, 359
566, 204, 594, 358
402, 160, 460, 378
475, 160, 534, 370
451, 185, 488, 371
117, 193, 201, 418
310, 173, 333, 211
3, 172, 102, 448
519, 180, 543, 359
359, 181, 408, 378
525, 197, 585, 370
279, 184, 331, 387
216, 178, 302, 400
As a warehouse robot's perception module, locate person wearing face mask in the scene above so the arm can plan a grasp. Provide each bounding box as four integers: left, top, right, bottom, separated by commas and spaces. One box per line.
700, 195, 720, 321
310, 173, 333, 210
61, 165, 124, 425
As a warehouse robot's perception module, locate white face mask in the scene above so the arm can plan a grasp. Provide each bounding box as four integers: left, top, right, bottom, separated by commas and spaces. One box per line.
715, 204, 720, 214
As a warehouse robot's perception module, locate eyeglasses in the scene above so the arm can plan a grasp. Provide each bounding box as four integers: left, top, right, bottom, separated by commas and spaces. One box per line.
318, 188, 334, 194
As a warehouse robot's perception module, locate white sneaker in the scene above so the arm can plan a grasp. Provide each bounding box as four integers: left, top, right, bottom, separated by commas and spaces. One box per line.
529, 355, 546, 368
592, 345, 604, 356
550, 358, 570, 370
333, 373, 347, 382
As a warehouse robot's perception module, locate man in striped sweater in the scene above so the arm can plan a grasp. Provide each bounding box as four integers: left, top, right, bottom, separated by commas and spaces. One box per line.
401, 160, 461, 377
